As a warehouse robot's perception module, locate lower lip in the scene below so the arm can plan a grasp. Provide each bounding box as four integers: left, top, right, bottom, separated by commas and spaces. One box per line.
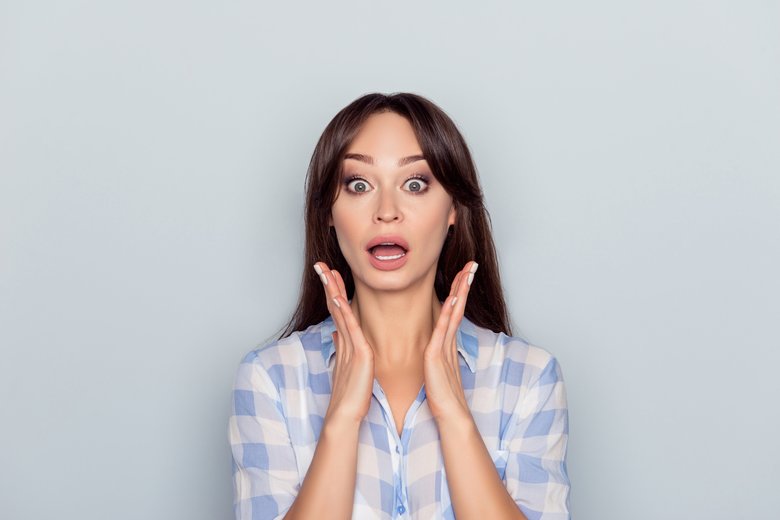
367, 248, 409, 271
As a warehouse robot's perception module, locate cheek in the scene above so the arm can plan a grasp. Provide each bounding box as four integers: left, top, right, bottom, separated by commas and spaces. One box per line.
417, 200, 453, 233
331, 207, 364, 253
410, 206, 453, 255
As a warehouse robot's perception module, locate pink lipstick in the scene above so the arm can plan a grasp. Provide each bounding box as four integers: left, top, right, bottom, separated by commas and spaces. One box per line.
366, 235, 409, 271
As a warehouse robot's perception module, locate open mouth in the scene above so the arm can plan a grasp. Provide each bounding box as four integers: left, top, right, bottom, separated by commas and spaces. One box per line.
368, 243, 408, 261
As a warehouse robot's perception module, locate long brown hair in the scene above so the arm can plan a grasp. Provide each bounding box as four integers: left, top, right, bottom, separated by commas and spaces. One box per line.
277, 92, 513, 339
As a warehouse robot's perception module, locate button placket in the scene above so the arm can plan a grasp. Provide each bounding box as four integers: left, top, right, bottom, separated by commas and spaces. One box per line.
378, 380, 425, 519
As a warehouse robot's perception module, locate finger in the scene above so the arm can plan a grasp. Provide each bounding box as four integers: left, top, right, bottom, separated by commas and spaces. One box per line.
314, 262, 353, 358
444, 297, 460, 370
444, 262, 477, 348
330, 295, 355, 361
447, 271, 469, 309
336, 296, 372, 355
444, 262, 476, 347
444, 275, 463, 367
315, 262, 339, 317
429, 294, 456, 355
331, 331, 342, 373
314, 261, 333, 288
443, 320, 462, 373
450, 261, 476, 307
433, 265, 471, 360
314, 261, 338, 304
332, 269, 348, 300
448, 270, 464, 299
453, 336, 463, 386
313, 261, 333, 309
448, 262, 473, 302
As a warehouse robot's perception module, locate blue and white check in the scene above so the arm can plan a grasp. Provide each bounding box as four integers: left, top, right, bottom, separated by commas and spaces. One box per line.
229, 312, 571, 519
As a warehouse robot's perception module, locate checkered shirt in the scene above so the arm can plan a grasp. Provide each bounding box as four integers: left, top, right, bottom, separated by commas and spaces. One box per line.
229, 313, 571, 519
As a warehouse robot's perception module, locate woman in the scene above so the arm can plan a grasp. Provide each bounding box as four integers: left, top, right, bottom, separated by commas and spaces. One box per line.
229, 92, 571, 519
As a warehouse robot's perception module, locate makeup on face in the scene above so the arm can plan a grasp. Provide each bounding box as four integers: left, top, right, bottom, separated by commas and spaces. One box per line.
365, 234, 409, 271
329, 112, 456, 284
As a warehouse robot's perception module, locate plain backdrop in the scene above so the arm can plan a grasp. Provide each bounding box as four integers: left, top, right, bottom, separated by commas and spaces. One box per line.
1, 1, 778, 519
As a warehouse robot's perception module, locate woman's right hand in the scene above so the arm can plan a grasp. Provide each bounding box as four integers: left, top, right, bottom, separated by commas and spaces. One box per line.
313, 262, 375, 429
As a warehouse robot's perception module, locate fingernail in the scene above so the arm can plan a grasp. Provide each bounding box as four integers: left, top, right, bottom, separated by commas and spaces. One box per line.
332, 297, 340, 308
313, 264, 328, 285
451, 296, 458, 307
467, 272, 474, 286
469, 262, 479, 273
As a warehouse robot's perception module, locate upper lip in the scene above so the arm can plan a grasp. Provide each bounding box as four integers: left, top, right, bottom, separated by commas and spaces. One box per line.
366, 235, 410, 252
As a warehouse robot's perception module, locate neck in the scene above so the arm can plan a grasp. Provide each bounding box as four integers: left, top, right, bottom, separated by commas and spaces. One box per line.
349, 274, 444, 369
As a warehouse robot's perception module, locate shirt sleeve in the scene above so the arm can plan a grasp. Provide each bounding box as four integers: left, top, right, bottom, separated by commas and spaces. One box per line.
503, 354, 571, 520
228, 354, 300, 520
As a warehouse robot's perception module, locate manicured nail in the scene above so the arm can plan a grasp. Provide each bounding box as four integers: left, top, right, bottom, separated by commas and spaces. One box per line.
467, 272, 475, 286
313, 264, 328, 285
451, 296, 458, 307
332, 297, 340, 308
469, 262, 479, 273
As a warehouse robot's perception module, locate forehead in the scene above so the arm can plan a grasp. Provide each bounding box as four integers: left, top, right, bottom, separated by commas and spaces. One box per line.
345, 112, 422, 157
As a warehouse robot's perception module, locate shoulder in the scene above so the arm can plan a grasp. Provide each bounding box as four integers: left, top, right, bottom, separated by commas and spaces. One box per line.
233, 317, 332, 391
468, 318, 563, 388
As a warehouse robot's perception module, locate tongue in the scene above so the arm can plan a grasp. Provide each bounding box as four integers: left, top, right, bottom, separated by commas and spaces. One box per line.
372, 245, 405, 256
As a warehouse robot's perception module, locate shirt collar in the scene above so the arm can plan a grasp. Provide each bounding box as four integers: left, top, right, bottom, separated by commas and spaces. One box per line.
319, 309, 479, 373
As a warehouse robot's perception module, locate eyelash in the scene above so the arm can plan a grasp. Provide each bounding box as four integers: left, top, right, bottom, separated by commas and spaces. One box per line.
342, 174, 431, 195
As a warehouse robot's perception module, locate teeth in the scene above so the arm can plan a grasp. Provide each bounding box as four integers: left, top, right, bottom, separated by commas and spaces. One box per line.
375, 253, 405, 260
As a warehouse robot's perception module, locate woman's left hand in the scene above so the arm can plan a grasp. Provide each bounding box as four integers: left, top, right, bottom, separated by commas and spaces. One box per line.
423, 260, 479, 423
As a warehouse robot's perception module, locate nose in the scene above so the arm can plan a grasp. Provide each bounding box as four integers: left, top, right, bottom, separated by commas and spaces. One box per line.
373, 189, 401, 223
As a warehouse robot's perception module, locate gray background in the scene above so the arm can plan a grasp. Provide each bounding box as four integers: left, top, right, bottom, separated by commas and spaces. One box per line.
1, 1, 778, 519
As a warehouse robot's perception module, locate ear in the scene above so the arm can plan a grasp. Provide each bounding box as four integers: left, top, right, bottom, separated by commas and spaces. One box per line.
447, 203, 456, 227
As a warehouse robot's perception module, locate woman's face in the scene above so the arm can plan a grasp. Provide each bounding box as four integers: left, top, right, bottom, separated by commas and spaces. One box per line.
329, 111, 456, 293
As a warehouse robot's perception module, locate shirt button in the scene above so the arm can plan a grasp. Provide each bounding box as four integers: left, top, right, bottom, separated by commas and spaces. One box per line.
395, 445, 400, 453
397, 505, 406, 514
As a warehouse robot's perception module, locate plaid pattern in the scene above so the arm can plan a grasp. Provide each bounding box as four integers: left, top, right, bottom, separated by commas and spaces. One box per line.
229, 312, 570, 519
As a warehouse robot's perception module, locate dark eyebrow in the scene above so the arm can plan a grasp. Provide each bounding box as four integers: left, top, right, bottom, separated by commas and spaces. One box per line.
343, 153, 426, 167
